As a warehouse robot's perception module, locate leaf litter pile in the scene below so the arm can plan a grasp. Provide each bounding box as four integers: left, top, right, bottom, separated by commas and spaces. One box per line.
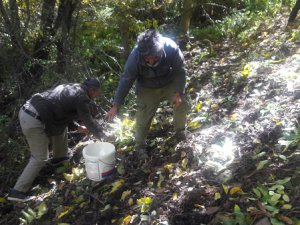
1, 15, 300, 225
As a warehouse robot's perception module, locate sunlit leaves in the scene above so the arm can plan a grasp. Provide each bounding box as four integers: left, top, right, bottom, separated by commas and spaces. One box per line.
56, 206, 74, 219
255, 159, 269, 170
187, 117, 201, 130
19, 202, 48, 224
214, 192, 221, 200
110, 179, 125, 194
121, 190, 131, 201
241, 64, 252, 78
223, 184, 229, 194
109, 116, 135, 146
181, 158, 188, 169
195, 101, 202, 112
137, 197, 153, 213
229, 186, 245, 195
121, 215, 132, 225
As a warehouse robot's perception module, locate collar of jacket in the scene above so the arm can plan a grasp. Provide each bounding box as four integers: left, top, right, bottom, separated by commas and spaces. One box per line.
138, 48, 166, 67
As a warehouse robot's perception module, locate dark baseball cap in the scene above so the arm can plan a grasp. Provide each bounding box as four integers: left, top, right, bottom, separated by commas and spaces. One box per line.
83, 77, 101, 89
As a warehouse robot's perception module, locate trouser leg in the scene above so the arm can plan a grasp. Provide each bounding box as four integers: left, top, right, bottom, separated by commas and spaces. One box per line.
51, 127, 68, 158
135, 87, 162, 148
164, 81, 190, 132
14, 127, 49, 192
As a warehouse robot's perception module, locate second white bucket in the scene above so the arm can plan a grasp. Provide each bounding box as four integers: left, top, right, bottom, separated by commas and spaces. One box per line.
82, 142, 116, 181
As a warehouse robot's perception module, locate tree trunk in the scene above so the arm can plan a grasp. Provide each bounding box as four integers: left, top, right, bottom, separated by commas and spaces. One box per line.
119, 20, 131, 59
180, 0, 193, 36
288, 0, 300, 22
30, 0, 56, 81
0, 0, 25, 81
55, 0, 78, 76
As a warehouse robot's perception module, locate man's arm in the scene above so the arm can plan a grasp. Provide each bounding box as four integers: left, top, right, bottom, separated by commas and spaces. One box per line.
76, 97, 103, 139
106, 50, 139, 120
172, 46, 186, 95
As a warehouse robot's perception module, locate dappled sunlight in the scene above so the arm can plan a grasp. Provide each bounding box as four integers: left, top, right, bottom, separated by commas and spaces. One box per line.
205, 137, 236, 172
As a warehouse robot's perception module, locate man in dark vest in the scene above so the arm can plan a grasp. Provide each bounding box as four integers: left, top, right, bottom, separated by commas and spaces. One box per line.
8, 78, 103, 202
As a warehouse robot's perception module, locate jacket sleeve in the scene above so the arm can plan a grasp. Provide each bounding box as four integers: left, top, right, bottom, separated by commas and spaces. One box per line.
76, 96, 102, 139
113, 50, 139, 106
171, 46, 186, 94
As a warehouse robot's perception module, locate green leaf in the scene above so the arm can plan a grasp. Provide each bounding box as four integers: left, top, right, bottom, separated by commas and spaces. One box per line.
275, 177, 291, 185
257, 185, 268, 197
269, 193, 281, 205
265, 205, 279, 212
214, 192, 221, 200
252, 188, 261, 198
252, 151, 266, 159
282, 204, 292, 209
182, 158, 188, 169
234, 204, 241, 213
255, 160, 269, 170
269, 184, 284, 191
271, 218, 285, 225
282, 194, 290, 202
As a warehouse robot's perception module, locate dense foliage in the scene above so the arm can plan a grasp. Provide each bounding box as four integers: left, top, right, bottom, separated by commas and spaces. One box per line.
0, 0, 299, 224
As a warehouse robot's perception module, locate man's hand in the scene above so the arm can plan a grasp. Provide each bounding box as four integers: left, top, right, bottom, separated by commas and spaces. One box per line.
77, 125, 89, 134
106, 105, 118, 121
172, 92, 183, 108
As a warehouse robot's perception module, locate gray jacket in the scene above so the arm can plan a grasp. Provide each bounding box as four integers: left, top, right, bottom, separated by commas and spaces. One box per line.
30, 83, 102, 138
113, 37, 186, 106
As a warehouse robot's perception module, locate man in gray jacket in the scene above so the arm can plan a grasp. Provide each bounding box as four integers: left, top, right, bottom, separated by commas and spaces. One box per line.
8, 78, 103, 202
106, 29, 190, 162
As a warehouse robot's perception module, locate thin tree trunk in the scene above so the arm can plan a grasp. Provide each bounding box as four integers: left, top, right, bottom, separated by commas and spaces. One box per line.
288, 0, 300, 22
55, 0, 78, 76
180, 0, 193, 36
30, 0, 56, 80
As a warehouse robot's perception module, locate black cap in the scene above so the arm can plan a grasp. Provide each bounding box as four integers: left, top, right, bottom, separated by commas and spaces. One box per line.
83, 77, 101, 89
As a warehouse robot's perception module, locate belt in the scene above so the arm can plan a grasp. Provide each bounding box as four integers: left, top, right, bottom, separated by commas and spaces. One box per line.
22, 106, 42, 121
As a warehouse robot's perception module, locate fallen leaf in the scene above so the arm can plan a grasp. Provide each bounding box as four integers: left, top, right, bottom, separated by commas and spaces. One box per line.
110, 179, 124, 194
63, 173, 74, 182
230, 186, 245, 195
121, 190, 131, 201
122, 215, 132, 225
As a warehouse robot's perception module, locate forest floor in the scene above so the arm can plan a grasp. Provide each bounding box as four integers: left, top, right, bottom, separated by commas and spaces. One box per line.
1, 12, 300, 225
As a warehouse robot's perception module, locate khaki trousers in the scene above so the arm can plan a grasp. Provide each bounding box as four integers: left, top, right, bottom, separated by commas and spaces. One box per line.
14, 109, 68, 192
135, 81, 190, 148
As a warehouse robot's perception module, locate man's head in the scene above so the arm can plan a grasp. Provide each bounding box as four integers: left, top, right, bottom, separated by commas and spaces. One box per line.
137, 29, 164, 67
83, 77, 101, 98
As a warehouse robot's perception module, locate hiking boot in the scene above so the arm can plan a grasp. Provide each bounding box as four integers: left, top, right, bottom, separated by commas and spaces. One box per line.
7, 189, 35, 202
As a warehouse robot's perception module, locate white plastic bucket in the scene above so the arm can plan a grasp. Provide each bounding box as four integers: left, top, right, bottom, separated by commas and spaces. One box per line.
82, 142, 115, 181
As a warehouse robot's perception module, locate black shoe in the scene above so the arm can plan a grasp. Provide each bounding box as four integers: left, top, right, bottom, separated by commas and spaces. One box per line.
7, 189, 35, 202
